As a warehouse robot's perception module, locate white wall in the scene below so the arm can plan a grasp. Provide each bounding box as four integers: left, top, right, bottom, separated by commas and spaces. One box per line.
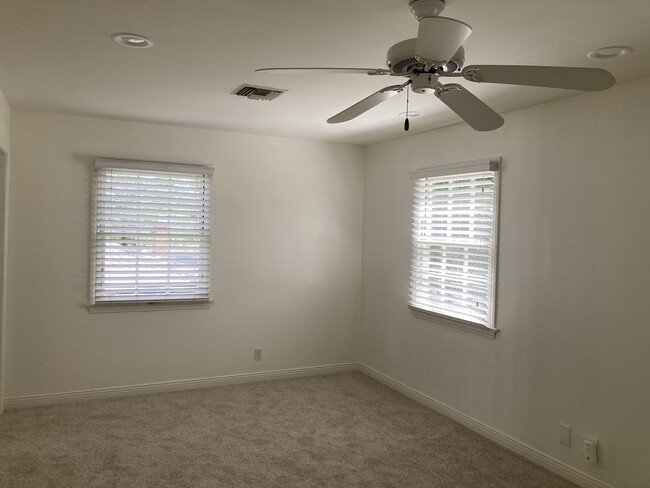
0, 87, 9, 152
362, 77, 650, 488
5, 111, 364, 397
0, 87, 9, 412
5, 79, 650, 487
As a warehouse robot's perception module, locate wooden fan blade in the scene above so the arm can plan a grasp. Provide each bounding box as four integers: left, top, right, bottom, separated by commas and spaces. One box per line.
460, 65, 615, 91
327, 83, 409, 124
255, 67, 390, 76
435, 83, 504, 131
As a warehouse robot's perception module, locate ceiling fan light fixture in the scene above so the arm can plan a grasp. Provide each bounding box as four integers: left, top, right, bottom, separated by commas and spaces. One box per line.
111, 33, 155, 49
587, 46, 633, 60
415, 17, 472, 66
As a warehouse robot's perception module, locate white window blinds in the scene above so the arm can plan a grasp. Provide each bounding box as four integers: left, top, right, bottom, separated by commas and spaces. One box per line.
409, 158, 500, 328
91, 159, 213, 305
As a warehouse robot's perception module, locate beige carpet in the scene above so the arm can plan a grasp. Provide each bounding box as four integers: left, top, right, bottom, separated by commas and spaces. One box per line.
0, 372, 577, 487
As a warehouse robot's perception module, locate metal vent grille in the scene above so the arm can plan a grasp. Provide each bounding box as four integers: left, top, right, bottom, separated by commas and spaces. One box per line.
232, 84, 286, 101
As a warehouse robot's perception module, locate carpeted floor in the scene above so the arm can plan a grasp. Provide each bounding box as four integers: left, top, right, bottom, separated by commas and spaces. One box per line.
0, 372, 578, 487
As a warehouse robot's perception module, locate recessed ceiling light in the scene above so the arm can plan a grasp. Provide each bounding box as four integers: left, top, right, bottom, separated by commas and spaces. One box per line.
399, 111, 423, 117
111, 33, 154, 49
587, 46, 632, 60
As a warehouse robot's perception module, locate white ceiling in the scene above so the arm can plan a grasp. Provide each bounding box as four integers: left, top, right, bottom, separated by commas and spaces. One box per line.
0, 0, 648, 145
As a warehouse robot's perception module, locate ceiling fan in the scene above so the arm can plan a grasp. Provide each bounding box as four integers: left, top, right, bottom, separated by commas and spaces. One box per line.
256, 0, 616, 132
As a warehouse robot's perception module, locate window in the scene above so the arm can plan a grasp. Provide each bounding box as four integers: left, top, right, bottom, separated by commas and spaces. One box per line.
90, 159, 213, 309
409, 158, 500, 331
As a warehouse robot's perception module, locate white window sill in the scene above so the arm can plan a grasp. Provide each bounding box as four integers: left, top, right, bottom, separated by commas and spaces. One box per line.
408, 306, 499, 339
88, 300, 212, 314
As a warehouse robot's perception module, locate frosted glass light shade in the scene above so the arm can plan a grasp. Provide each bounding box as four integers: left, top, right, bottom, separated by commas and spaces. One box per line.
415, 17, 472, 66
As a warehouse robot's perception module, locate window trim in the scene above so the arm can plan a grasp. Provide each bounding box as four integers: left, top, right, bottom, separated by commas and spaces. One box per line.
408, 157, 501, 336
408, 306, 499, 338
87, 299, 213, 314
89, 158, 214, 312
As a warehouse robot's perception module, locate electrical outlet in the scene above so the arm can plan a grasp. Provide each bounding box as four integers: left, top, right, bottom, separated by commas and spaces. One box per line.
254, 348, 262, 361
559, 423, 571, 447
584, 437, 599, 464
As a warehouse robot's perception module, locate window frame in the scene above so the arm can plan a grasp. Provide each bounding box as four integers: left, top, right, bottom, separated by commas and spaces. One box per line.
88, 158, 214, 313
408, 157, 501, 338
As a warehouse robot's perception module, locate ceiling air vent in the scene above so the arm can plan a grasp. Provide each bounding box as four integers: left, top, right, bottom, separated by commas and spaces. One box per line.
232, 84, 286, 101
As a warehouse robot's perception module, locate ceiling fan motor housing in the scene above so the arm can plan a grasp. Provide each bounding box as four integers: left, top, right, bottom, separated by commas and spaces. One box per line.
387, 39, 465, 74
387, 39, 421, 74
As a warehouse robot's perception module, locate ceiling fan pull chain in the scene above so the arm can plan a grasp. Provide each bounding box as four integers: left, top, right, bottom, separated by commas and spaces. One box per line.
404, 87, 410, 131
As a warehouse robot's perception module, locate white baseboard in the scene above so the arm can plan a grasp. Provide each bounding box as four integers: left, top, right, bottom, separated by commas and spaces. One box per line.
2, 362, 358, 410
359, 363, 614, 488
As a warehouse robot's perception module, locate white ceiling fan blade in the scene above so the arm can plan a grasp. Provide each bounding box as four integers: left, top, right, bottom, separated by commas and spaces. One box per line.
327, 82, 409, 124
460, 65, 616, 91
435, 83, 504, 132
415, 17, 472, 65
256, 67, 390, 76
